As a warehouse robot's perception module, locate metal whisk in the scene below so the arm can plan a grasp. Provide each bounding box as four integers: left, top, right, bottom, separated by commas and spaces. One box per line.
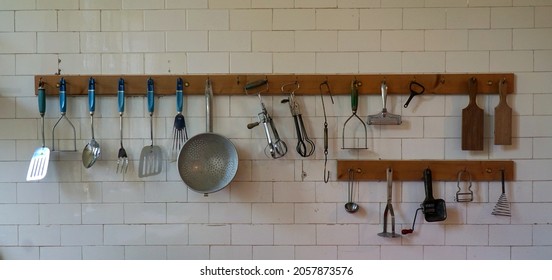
492, 170, 511, 217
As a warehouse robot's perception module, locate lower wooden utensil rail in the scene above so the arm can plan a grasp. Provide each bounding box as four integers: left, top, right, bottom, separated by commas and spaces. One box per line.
337, 160, 514, 181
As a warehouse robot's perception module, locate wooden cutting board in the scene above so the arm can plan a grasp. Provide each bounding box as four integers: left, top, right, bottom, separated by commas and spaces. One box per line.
462, 77, 484, 151
494, 79, 512, 145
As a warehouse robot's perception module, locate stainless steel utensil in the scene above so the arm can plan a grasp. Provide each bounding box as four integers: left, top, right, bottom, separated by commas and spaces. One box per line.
246, 79, 288, 159
378, 168, 401, 238
82, 77, 101, 168
172, 77, 188, 159
320, 80, 334, 183
52, 77, 77, 152
456, 169, 473, 202
116, 78, 128, 174
342, 79, 367, 149
281, 81, 315, 158
177, 78, 239, 196
492, 170, 511, 216
26, 80, 50, 181
138, 78, 163, 178
344, 168, 360, 213
368, 80, 402, 125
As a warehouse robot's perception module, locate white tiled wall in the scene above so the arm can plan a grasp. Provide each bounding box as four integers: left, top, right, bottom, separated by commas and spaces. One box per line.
1, 0, 552, 260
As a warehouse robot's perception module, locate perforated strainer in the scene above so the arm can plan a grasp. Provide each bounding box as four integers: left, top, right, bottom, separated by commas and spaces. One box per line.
177, 79, 239, 196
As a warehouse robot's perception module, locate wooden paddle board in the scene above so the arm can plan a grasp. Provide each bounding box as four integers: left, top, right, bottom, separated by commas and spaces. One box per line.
462, 77, 484, 151
494, 79, 512, 145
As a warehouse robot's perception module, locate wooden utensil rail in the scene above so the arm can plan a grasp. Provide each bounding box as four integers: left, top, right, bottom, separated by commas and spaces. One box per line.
34, 73, 515, 96
337, 160, 514, 181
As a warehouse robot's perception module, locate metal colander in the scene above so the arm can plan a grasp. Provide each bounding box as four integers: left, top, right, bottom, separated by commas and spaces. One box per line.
177, 79, 239, 195
177, 133, 238, 194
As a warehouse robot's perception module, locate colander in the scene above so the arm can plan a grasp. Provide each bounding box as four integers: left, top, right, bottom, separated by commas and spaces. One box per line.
177, 79, 238, 195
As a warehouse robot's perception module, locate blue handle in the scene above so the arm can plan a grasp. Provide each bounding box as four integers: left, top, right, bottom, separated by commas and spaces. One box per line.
147, 78, 154, 113
176, 78, 183, 113
88, 77, 95, 113
38, 85, 46, 115
59, 77, 66, 113
118, 78, 125, 113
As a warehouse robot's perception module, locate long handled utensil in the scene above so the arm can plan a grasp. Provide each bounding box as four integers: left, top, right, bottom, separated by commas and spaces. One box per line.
492, 170, 511, 217
368, 80, 402, 125
462, 77, 484, 150
138, 78, 163, 178
82, 77, 101, 168
342, 79, 367, 149
421, 168, 447, 222
172, 77, 188, 159
494, 78, 512, 145
378, 168, 400, 238
320, 81, 334, 183
52, 77, 77, 152
344, 168, 360, 213
116, 78, 128, 174
281, 81, 315, 157
26, 80, 50, 181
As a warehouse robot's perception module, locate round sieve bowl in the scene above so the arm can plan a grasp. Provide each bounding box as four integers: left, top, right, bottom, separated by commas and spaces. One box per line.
177, 132, 239, 195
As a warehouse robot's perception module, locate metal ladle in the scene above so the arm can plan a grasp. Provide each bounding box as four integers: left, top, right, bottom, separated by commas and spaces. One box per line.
345, 168, 360, 213
82, 77, 100, 168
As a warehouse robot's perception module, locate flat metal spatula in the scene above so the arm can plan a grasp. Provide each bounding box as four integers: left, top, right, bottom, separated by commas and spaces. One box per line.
27, 82, 50, 181
138, 78, 163, 178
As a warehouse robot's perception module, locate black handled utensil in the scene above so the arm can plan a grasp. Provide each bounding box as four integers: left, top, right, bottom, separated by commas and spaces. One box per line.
422, 168, 447, 222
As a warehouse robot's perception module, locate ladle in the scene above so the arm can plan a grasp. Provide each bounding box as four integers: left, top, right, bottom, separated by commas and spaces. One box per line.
82, 77, 100, 168
345, 168, 360, 213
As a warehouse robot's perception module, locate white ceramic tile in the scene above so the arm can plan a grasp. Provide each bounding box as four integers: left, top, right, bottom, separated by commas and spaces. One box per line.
80, 0, 122, 9
40, 204, 81, 225
467, 246, 510, 260
403, 8, 446, 29
252, 203, 294, 224
381, 0, 424, 7
80, 32, 122, 53
295, 31, 337, 52
446, 51, 490, 73
253, 245, 294, 259
423, 246, 466, 260
382, 31, 424, 52
447, 8, 490, 29
82, 246, 125, 260
230, 9, 272, 30
188, 224, 231, 245
0, 33, 36, 54
17, 182, 59, 203
187, 9, 229, 30
167, 245, 210, 260
231, 224, 273, 245
209, 31, 251, 52
210, 245, 252, 260
315, 52, 359, 74
338, 0, 380, 7
469, 29, 512, 50
146, 224, 188, 245
491, 7, 534, 28
166, 0, 207, 8
316, 224, 359, 245
82, 204, 124, 224
380, 245, 423, 260
144, 10, 186, 31
19, 225, 60, 246
294, 203, 336, 223
273, 53, 316, 73
425, 30, 468, 51
445, 225, 489, 245
0, 247, 39, 260
101, 10, 144, 32
0, 11, 14, 31
512, 247, 552, 260
61, 225, 103, 245
15, 11, 57, 32
104, 225, 145, 245
360, 9, 403, 30
58, 11, 101, 32
514, 28, 552, 50
209, 203, 251, 223
122, 0, 164, 9
273, 182, 316, 202
125, 246, 166, 260
0, 226, 18, 246
274, 224, 316, 245
124, 203, 166, 224
337, 246, 380, 259
338, 31, 380, 52
535, 7, 552, 27
316, 9, 359, 30
40, 246, 82, 260
273, 9, 315, 30
295, 246, 337, 259
187, 52, 229, 74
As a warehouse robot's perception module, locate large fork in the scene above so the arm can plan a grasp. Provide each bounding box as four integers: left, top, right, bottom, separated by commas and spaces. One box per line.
116, 78, 128, 173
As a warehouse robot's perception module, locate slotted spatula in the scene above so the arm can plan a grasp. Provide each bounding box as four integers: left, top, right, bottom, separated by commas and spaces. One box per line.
462, 77, 484, 151
138, 78, 163, 178
26, 82, 50, 181
494, 78, 512, 145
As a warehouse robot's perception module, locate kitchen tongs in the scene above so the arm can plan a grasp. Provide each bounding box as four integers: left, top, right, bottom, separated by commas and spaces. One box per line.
281, 81, 315, 158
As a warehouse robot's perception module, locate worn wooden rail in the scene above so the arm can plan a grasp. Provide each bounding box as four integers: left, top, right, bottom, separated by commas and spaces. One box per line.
35, 73, 515, 96
337, 160, 515, 182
